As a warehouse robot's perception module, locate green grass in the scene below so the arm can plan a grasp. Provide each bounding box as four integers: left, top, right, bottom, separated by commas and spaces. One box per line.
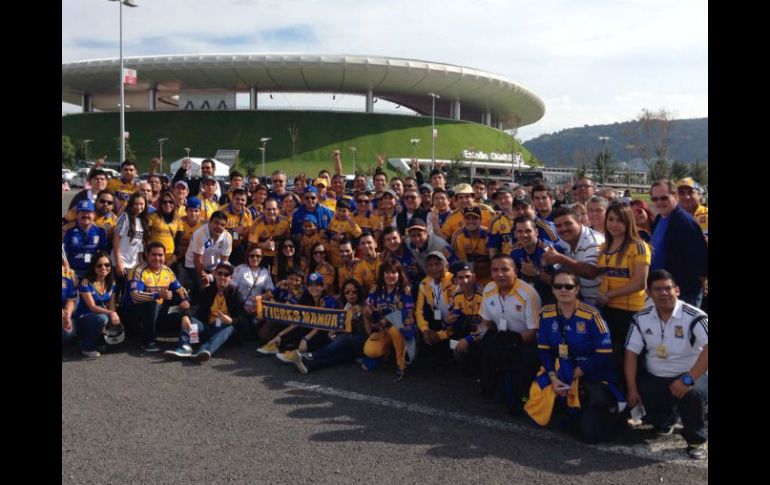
62, 111, 534, 175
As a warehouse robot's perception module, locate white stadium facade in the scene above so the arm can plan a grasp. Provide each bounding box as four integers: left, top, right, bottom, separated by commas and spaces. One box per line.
62, 53, 545, 131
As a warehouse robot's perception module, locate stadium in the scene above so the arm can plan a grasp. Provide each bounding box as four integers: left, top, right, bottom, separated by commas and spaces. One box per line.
62, 53, 545, 175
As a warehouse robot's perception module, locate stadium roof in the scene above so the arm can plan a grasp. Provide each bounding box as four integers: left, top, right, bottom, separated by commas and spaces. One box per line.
62, 53, 545, 129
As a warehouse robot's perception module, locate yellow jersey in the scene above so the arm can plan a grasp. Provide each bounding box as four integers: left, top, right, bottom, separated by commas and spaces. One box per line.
147, 212, 183, 259
488, 212, 515, 255
353, 257, 382, 294
353, 211, 383, 234
451, 227, 491, 285
223, 204, 254, 247
598, 240, 652, 312
326, 216, 363, 266
196, 195, 220, 221
208, 293, 231, 324
441, 206, 494, 239
248, 216, 291, 258
694, 205, 708, 237
178, 218, 204, 258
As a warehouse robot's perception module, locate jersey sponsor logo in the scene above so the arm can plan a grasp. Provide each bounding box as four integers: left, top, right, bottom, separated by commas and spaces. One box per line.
515, 304, 523, 311
601, 337, 611, 346
644, 328, 653, 335
674, 325, 684, 338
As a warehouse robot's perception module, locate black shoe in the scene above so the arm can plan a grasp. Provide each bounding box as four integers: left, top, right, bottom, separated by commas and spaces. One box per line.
687, 443, 707, 460
654, 424, 676, 436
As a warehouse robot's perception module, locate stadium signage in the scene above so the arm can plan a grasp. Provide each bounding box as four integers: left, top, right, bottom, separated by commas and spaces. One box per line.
462, 150, 524, 164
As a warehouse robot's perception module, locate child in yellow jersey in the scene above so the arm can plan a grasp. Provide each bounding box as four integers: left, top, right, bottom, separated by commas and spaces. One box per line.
325, 199, 362, 266
446, 262, 485, 370
352, 192, 383, 238
298, 214, 328, 262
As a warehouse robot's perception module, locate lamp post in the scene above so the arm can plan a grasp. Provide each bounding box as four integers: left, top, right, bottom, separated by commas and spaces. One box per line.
82, 139, 93, 164
428, 93, 440, 170
598, 136, 610, 184
157, 137, 168, 172
259, 137, 271, 177
410, 138, 420, 158
349, 147, 357, 166
108, 0, 138, 164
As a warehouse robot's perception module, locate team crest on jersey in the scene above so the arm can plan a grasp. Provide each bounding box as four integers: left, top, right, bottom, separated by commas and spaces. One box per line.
515, 304, 522, 311
576, 322, 586, 333
92, 235, 100, 244
62, 280, 67, 288
71, 235, 80, 244
674, 326, 684, 338
552, 322, 559, 331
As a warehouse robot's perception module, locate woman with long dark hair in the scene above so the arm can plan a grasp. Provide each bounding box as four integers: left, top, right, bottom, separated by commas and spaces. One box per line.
361, 258, 416, 382
112, 191, 149, 278
596, 201, 651, 381
272, 238, 302, 285
305, 241, 336, 295
74, 251, 121, 358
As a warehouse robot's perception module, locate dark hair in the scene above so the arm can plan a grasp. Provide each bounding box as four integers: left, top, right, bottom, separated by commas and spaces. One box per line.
375, 258, 411, 296
308, 241, 329, 274
146, 241, 167, 254
96, 189, 115, 202
158, 190, 177, 219
338, 236, 353, 248
373, 171, 388, 181
120, 160, 136, 170
201, 158, 215, 168
551, 267, 579, 287
83, 250, 115, 296
229, 170, 244, 180
513, 215, 536, 227
381, 226, 400, 239
275, 238, 302, 281
332, 174, 345, 182
390, 176, 403, 184
341, 278, 366, 306
124, 192, 149, 241
602, 202, 642, 266
88, 168, 107, 181
490, 253, 515, 266
231, 188, 248, 198
256, 184, 269, 194
551, 205, 579, 222
472, 179, 486, 187
531, 184, 553, 199
336, 199, 351, 211
209, 211, 227, 223
647, 269, 676, 288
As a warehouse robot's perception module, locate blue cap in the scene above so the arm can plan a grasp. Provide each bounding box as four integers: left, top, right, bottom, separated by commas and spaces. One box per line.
305, 186, 319, 195
186, 197, 202, 209
302, 214, 318, 226
76, 199, 95, 212
307, 272, 324, 285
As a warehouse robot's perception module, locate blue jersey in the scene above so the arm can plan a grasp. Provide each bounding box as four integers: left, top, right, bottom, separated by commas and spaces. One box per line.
535, 216, 568, 251
75, 280, 117, 318
62, 268, 77, 307
291, 204, 335, 235
63, 224, 108, 277
511, 240, 556, 300
382, 247, 421, 289
366, 288, 415, 327
274, 286, 306, 304
536, 302, 615, 383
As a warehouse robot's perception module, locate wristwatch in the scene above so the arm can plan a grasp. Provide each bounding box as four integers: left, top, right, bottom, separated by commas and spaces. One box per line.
681, 374, 694, 386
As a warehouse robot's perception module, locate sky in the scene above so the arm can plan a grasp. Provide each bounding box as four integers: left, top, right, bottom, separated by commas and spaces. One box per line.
62, 0, 707, 142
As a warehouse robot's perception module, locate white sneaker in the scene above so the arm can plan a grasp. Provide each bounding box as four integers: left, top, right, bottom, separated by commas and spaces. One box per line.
81, 350, 100, 359
275, 351, 294, 363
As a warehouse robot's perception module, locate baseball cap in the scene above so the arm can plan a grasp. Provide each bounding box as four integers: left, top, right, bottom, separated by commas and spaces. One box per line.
425, 251, 448, 264
186, 197, 202, 209
304, 186, 319, 196
307, 272, 324, 285
493, 187, 512, 198
383, 189, 398, 199
214, 262, 234, 275
302, 214, 319, 226
76, 199, 95, 212
677, 177, 703, 192
201, 175, 217, 184
419, 183, 434, 194
512, 194, 533, 207
174, 180, 189, 190
462, 206, 482, 218
314, 178, 327, 187
453, 183, 474, 195
406, 218, 428, 232
449, 261, 472, 275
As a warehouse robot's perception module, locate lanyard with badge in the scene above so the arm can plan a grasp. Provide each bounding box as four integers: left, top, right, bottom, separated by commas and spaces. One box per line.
432, 282, 443, 322
498, 293, 508, 330
556, 307, 570, 359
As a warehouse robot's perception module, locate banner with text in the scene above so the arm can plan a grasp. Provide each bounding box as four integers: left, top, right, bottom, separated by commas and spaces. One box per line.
256, 299, 352, 332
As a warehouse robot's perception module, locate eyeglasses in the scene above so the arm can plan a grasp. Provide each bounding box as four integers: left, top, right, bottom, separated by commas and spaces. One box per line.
216, 271, 232, 277
553, 283, 577, 290
650, 195, 671, 202
249, 254, 262, 258
161, 200, 175, 205
96, 263, 111, 269
98, 199, 114, 205
677, 188, 694, 195
272, 179, 285, 184
357, 199, 370, 203
344, 289, 359, 295
305, 196, 317, 200
402, 195, 417, 200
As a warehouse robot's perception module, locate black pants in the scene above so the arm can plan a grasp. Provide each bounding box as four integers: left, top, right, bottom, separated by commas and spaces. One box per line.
479, 331, 540, 410
637, 370, 709, 445
602, 306, 637, 389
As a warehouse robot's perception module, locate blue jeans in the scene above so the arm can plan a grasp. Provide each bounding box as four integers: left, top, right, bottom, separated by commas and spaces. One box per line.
638, 370, 708, 445
177, 317, 234, 355
76, 313, 109, 351
305, 334, 367, 372
62, 322, 77, 346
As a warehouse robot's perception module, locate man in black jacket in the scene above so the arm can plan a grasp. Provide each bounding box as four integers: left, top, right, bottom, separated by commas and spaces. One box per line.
163, 262, 244, 362
396, 188, 428, 235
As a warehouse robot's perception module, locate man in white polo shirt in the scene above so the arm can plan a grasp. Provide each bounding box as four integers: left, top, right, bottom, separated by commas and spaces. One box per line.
478, 254, 542, 415
542, 205, 604, 305
624, 269, 708, 460
184, 210, 233, 298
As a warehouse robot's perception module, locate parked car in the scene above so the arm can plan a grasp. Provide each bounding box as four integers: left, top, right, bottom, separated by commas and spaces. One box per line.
70, 168, 91, 188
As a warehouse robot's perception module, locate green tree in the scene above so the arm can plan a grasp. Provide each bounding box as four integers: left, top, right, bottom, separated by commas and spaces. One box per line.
689, 160, 708, 186
443, 159, 467, 186
648, 159, 670, 181
114, 137, 136, 162
62, 136, 76, 168
670, 160, 689, 181
593, 151, 615, 185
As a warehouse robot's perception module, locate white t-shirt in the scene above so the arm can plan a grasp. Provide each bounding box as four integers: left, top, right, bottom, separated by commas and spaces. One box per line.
626, 300, 708, 377
564, 225, 604, 305
112, 212, 145, 269
480, 279, 541, 334
230, 264, 275, 311
184, 224, 233, 270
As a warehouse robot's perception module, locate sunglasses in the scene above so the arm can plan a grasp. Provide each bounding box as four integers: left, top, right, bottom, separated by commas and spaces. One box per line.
553, 283, 577, 290
272, 179, 285, 183
650, 195, 671, 202
215, 271, 232, 277
344, 289, 359, 294
314, 251, 326, 255
283, 244, 295, 249
161, 200, 175, 205
305, 196, 318, 200
96, 263, 111, 268
98, 199, 114, 205
249, 254, 262, 258
402, 195, 417, 200
357, 199, 370, 203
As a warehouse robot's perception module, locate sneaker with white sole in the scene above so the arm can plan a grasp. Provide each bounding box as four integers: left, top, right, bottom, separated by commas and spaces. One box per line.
163, 346, 193, 360
192, 350, 211, 363
81, 350, 100, 359
140, 342, 161, 353
275, 350, 295, 363
687, 443, 707, 460
284, 350, 309, 374
256, 342, 279, 355
654, 424, 676, 436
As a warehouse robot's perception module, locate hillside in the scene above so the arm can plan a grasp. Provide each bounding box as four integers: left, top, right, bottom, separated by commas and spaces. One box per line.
523, 118, 707, 166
